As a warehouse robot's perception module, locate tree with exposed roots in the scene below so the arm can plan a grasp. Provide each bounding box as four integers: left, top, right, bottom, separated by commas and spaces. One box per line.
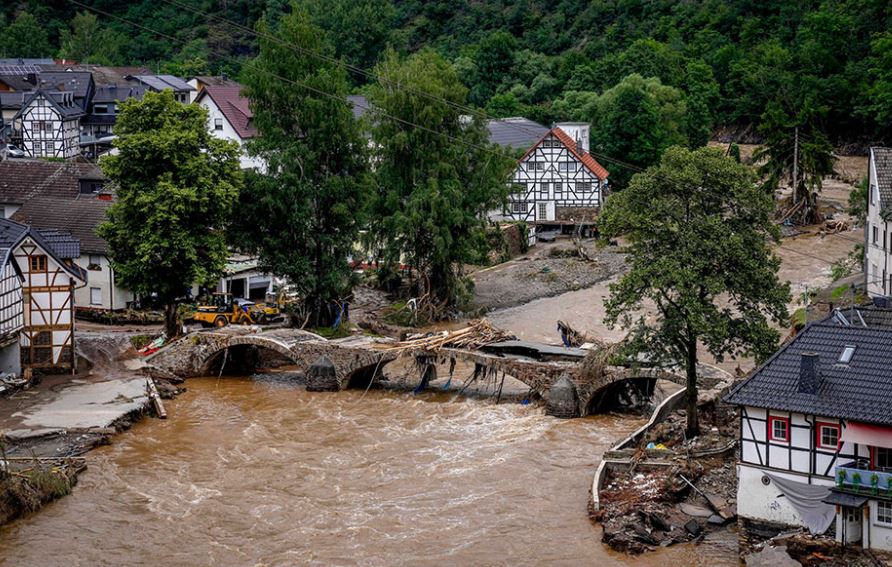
99, 90, 243, 339
600, 146, 790, 437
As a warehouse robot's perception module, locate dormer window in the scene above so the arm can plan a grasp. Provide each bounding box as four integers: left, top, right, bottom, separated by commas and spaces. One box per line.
839, 345, 856, 364
79, 179, 105, 194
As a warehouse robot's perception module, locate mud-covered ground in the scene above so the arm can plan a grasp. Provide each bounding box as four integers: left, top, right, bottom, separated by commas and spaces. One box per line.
471, 240, 627, 311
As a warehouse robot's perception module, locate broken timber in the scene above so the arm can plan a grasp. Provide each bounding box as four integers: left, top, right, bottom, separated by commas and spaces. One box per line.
145, 378, 167, 419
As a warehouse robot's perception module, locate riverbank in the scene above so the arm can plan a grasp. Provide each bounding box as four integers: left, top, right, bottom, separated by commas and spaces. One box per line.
0, 332, 181, 526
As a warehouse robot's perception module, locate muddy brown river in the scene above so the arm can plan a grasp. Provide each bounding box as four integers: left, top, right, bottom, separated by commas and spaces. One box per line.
0, 376, 738, 566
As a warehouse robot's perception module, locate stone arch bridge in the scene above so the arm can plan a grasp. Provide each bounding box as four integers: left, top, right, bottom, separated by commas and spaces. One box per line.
144, 328, 726, 418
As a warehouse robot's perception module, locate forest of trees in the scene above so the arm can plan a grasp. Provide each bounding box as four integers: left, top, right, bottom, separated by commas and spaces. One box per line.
2, 0, 891, 147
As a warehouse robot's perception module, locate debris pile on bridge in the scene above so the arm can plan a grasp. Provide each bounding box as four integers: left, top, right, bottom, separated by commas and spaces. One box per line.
377, 319, 515, 354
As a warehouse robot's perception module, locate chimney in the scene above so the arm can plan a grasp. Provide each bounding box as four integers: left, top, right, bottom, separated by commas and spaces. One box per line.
555, 122, 590, 153
798, 352, 821, 394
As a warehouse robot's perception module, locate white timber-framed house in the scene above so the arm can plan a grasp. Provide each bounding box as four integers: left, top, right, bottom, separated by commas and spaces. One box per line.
725, 307, 892, 551
866, 147, 892, 302
0, 248, 24, 377
12, 90, 84, 159
0, 218, 86, 372
490, 123, 610, 233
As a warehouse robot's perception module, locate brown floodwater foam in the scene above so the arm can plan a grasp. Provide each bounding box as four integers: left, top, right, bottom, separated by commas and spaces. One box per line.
0, 376, 738, 566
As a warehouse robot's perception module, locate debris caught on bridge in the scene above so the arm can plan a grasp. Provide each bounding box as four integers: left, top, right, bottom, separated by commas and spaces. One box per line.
378, 319, 515, 354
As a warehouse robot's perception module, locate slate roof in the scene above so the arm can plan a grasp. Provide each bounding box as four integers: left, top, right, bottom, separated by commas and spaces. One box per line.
92, 84, 145, 104
724, 318, 892, 426
195, 86, 256, 139
872, 147, 892, 219
13, 90, 85, 120
0, 218, 85, 281
487, 117, 549, 150
40, 65, 152, 86
0, 92, 28, 110
830, 306, 892, 329
128, 74, 193, 92
0, 159, 102, 204
191, 75, 239, 88
33, 72, 93, 101
0, 159, 111, 255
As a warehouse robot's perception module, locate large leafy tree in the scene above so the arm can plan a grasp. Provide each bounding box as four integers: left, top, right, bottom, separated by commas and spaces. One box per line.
753, 100, 836, 222
99, 90, 242, 338
59, 11, 125, 65
366, 49, 512, 316
590, 75, 687, 187
1, 12, 51, 58
303, 0, 395, 74
234, 6, 369, 327
600, 146, 790, 437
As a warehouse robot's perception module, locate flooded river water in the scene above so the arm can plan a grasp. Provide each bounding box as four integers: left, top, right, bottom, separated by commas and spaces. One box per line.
0, 376, 737, 566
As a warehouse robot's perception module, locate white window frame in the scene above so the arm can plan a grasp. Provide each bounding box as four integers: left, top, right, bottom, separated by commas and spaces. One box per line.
510, 201, 526, 214
90, 287, 102, 306
214, 118, 224, 131
538, 202, 548, 220
876, 501, 892, 526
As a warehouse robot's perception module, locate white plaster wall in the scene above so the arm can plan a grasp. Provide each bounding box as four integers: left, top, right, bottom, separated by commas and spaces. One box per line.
737, 464, 834, 527
72, 255, 135, 310
867, 149, 890, 297
197, 96, 265, 172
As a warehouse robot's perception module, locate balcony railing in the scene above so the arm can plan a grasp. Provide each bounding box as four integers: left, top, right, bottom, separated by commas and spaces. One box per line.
836, 460, 892, 495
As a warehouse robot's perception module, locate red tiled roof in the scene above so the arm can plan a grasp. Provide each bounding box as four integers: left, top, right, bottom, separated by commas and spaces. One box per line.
196, 85, 257, 139
550, 127, 610, 179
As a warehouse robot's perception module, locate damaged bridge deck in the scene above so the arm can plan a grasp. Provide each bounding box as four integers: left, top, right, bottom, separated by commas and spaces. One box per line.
144, 328, 726, 417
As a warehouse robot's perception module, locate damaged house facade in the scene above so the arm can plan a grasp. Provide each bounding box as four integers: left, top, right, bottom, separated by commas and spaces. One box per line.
725, 308, 892, 551
0, 218, 85, 371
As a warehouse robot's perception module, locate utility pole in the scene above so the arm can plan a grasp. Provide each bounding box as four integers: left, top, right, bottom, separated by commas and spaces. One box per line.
792, 126, 799, 204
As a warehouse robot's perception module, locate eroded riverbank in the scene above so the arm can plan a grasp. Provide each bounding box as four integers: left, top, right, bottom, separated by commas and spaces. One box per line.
0, 376, 737, 566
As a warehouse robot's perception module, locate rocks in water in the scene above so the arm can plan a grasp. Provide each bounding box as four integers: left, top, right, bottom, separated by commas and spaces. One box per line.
305, 357, 340, 392
679, 502, 713, 518
546, 374, 579, 418
684, 519, 702, 537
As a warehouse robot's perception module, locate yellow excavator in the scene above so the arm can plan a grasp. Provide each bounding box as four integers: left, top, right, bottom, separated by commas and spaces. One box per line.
190, 293, 258, 327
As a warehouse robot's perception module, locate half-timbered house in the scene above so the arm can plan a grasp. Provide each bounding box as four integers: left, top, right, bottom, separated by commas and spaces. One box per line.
725, 308, 892, 550
12, 90, 84, 159
0, 219, 85, 372
0, 248, 24, 377
489, 123, 610, 232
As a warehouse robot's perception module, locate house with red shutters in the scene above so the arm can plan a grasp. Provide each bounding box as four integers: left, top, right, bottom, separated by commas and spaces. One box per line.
725, 306, 892, 550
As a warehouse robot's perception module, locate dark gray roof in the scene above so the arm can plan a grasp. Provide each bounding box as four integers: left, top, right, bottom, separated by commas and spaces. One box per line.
873, 147, 892, 218
0, 92, 28, 110
92, 84, 145, 104
13, 90, 85, 120
0, 218, 85, 281
0, 58, 54, 66
830, 306, 892, 329
486, 118, 549, 149
128, 74, 193, 93
34, 72, 93, 101
0, 159, 111, 255
0, 64, 40, 76
725, 318, 892, 426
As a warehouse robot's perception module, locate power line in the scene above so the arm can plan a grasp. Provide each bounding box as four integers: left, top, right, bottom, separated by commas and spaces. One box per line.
68, 0, 516, 163
154, 0, 644, 173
